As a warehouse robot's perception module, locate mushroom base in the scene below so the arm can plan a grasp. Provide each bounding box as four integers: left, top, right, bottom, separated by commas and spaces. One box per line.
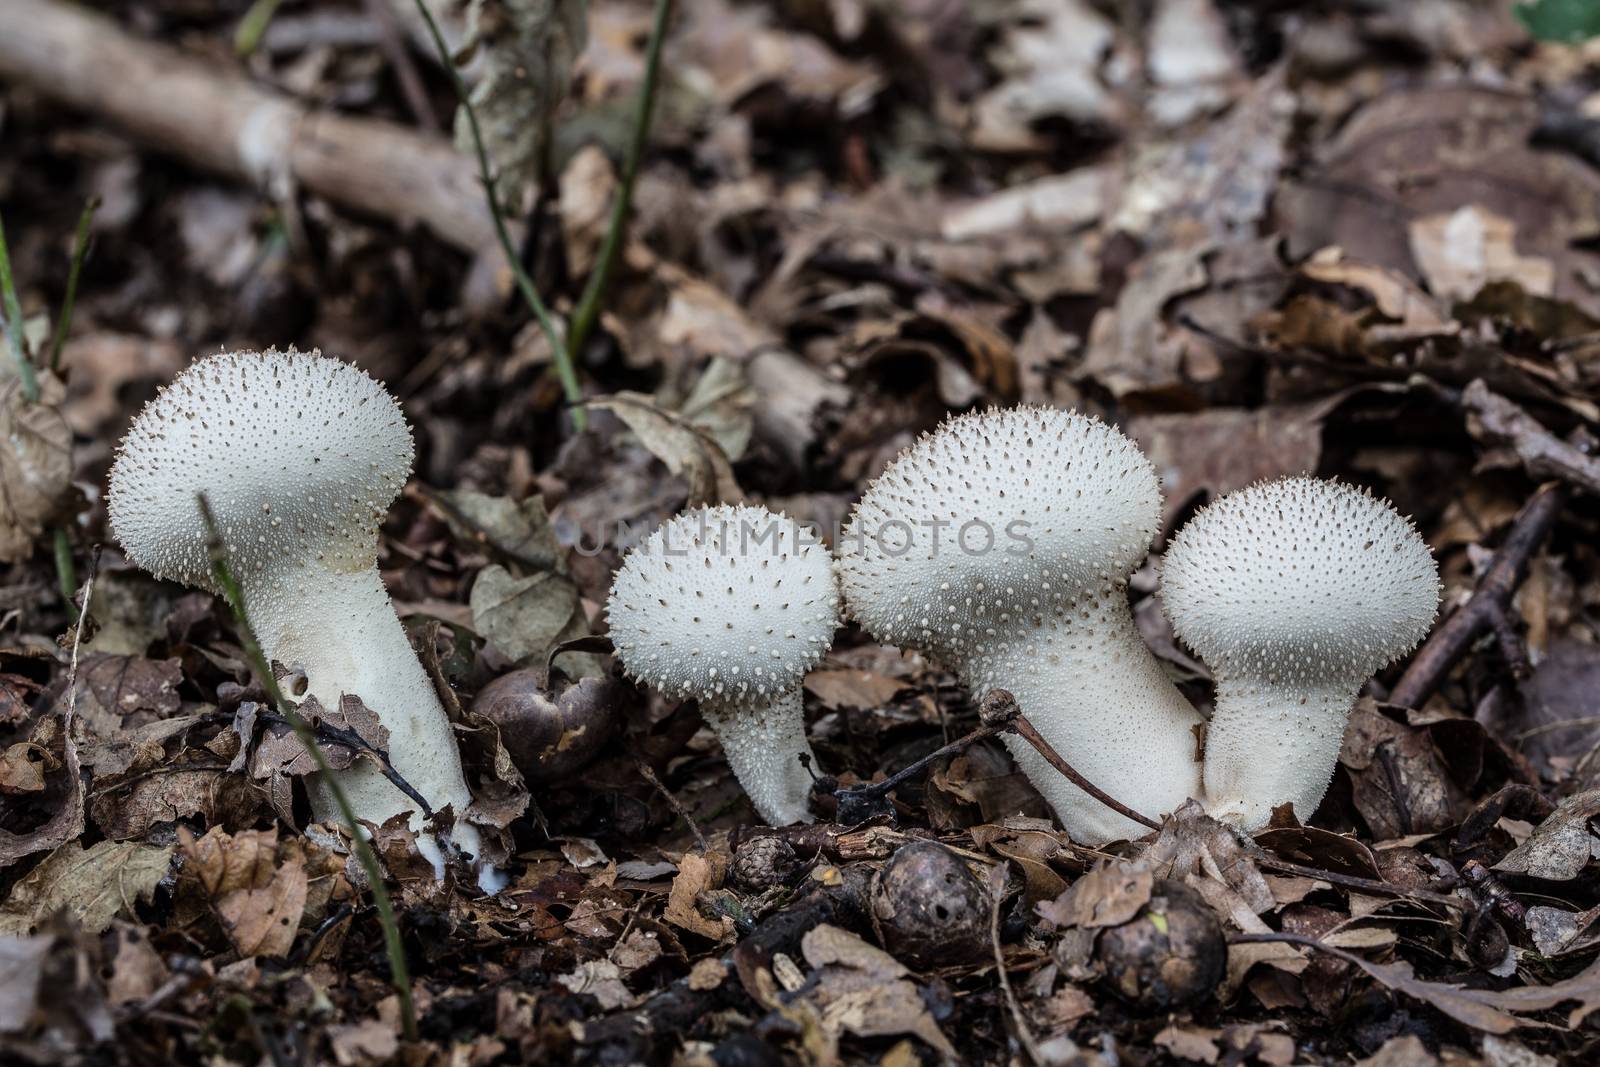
244, 563, 488, 881
1199, 679, 1355, 832
702, 689, 818, 826
962, 591, 1204, 844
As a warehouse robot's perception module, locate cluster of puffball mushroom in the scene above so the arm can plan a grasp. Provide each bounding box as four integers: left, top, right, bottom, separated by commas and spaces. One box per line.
608, 407, 1440, 842
108, 349, 1440, 888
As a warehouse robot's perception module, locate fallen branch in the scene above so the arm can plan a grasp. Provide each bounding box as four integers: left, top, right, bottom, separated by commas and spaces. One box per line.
1464, 379, 1600, 496
1389, 482, 1565, 708
0, 0, 499, 255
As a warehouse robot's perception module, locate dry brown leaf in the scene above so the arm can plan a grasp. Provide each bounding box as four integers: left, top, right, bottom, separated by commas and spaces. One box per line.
1037, 862, 1153, 929
663, 852, 733, 941
0, 376, 72, 564
798, 924, 957, 1057
1409, 205, 1555, 302
1494, 790, 1600, 882
590, 393, 744, 507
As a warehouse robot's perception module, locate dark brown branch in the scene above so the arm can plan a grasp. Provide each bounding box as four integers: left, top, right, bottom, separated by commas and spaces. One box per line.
1389, 482, 1565, 709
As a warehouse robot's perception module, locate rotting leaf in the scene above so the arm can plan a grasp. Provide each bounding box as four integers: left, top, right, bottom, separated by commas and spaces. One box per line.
433, 487, 563, 572
664, 852, 733, 941
1494, 790, 1600, 882
468, 564, 585, 667
0, 375, 72, 565
1037, 862, 1153, 929
590, 393, 744, 507
798, 924, 957, 1057
0, 840, 173, 936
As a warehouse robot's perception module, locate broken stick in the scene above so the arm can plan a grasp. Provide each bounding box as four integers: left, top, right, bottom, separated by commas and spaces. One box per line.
0, 0, 497, 255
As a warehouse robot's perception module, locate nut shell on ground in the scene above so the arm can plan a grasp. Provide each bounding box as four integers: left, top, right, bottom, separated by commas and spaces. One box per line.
471, 670, 624, 782
1095, 879, 1225, 1009
870, 839, 992, 969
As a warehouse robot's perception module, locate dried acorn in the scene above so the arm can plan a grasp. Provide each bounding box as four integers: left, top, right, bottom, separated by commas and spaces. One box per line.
870, 840, 990, 969
1095, 879, 1225, 1008
471, 669, 622, 782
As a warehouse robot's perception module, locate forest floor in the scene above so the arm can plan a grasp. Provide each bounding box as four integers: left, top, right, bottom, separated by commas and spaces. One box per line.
5, 1, 1600, 1064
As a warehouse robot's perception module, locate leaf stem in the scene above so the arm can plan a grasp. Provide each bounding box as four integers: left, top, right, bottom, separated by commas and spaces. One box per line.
197, 494, 419, 1043
0, 210, 39, 404
49, 196, 100, 374
409, 0, 587, 429
53, 527, 78, 621
566, 0, 674, 364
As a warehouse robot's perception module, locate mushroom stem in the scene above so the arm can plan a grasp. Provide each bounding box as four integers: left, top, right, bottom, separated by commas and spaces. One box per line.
1198, 679, 1353, 831
701, 691, 818, 827
245, 556, 481, 875
963, 587, 1202, 842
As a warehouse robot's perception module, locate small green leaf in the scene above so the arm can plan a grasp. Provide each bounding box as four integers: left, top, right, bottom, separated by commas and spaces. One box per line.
1516, 0, 1600, 43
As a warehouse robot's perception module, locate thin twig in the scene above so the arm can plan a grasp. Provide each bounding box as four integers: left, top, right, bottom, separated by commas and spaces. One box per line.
257, 710, 435, 819
636, 757, 708, 853
408, 0, 586, 429
361, 0, 438, 133
0, 209, 38, 403
48, 195, 99, 372
565, 0, 673, 365
1390, 482, 1565, 708
197, 493, 419, 1043
832, 720, 1007, 806
1254, 856, 1464, 911
988, 690, 1163, 832
989, 863, 1044, 1065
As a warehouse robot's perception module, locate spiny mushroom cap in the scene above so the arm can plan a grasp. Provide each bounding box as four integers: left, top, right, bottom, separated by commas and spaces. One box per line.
1161, 476, 1440, 686
108, 348, 413, 592
605, 504, 840, 705
836, 407, 1163, 663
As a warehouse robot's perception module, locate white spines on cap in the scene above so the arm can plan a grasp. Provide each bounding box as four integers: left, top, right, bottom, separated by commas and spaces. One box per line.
606, 504, 840, 825
1161, 476, 1440, 831
836, 407, 1204, 843
108, 348, 491, 887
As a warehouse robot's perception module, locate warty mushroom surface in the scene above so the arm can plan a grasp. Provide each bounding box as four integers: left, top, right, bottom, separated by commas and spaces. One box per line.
606, 503, 840, 826
107, 348, 489, 884
835, 407, 1203, 843
1161, 476, 1440, 831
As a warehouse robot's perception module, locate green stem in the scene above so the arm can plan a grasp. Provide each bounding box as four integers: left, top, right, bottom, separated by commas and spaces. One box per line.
49, 196, 100, 374
566, 0, 673, 365
53, 528, 78, 621
0, 210, 39, 404
409, 0, 587, 429
197, 494, 419, 1043
235, 0, 286, 56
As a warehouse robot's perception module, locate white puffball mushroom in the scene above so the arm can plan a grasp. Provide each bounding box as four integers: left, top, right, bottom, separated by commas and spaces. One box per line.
836, 407, 1204, 844
107, 348, 490, 885
606, 504, 839, 826
1161, 476, 1440, 832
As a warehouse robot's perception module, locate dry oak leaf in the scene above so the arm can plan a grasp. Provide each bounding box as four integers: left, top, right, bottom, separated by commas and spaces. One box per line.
664, 852, 734, 941
590, 393, 744, 507
179, 825, 309, 958
0, 840, 173, 936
